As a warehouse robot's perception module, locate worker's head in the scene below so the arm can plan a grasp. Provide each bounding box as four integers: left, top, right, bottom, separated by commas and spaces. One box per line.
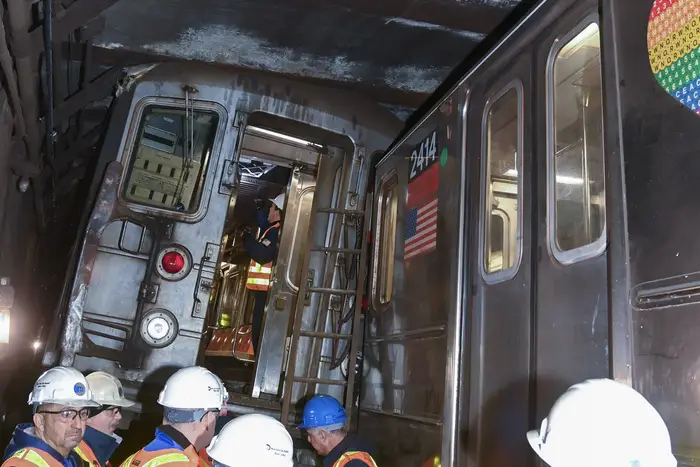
207, 414, 293, 467
298, 395, 348, 456
85, 371, 135, 435
157, 366, 228, 451
28, 366, 100, 457
527, 378, 677, 467
268, 193, 285, 224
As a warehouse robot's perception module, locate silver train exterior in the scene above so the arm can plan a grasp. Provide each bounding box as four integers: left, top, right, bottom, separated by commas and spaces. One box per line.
362, 0, 700, 465
42, 0, 700, 464
40, 62, 401, 421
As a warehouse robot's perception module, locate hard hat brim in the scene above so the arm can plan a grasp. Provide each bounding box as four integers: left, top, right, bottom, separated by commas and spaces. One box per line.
36, 399, 102, 408
269, 198, 284, 210
526, 429, 547, 462
110, 397, 135, 408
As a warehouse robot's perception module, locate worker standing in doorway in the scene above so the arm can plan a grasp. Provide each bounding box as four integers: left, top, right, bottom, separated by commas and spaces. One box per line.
299, 395, 377, 467
75, 372, 135, 467
2, 366, 101, 467
527, 378, 677, 467
120, 366, 227, 467
243, 193, 285, 355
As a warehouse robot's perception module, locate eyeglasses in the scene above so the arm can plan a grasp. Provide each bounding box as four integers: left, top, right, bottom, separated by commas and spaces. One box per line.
103, 406, 122, 415
88, 406, 122, 418
38, 408, 90, 421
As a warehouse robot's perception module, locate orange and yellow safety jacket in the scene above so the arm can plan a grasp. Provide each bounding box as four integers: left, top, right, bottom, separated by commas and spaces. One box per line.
73, 441, 101, 467
245, 223, 280, 292
2, 448, 66, 467
119, 445, 207, 467
333, 451, 378, 467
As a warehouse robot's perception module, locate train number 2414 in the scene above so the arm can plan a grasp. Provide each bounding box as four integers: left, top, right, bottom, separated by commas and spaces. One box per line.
409, 129, 438, 182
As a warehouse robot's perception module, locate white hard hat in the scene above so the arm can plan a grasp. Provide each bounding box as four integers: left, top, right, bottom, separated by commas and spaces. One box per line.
270, 193, 285, 210
28, 366, 100, 407
157, 366, 227, 410
207, 414, 293, 467
527, 378, 677, 467
86, 371, 135, 408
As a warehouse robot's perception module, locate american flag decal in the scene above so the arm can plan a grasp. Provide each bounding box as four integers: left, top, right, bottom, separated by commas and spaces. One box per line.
405, 197, 438, 260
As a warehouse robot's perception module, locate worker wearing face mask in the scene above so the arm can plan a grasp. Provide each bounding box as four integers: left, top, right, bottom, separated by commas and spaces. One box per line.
2, 366, 101, 467
74, 372, 135, 467
527, 378, 677, 467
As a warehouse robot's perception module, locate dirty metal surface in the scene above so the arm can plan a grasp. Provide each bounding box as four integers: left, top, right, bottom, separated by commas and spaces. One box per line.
93, 0, 528, 98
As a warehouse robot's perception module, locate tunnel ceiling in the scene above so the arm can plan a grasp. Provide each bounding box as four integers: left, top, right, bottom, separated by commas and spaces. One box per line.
88, 0, 529, 110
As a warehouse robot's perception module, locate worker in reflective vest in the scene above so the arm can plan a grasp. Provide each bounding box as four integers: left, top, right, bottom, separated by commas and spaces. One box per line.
74, 372, 135, 467
2, 366, 101, 467
299, 395, 378, 467
120, 366, 227, 467
243, 192, 284, 354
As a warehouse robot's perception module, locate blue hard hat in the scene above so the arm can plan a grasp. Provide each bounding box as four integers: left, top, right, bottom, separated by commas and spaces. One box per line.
297, 394, 347, 429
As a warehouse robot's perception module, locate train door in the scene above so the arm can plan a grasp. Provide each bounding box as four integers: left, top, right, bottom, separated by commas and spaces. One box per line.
201, 121, 322, 399
532, 3, 608, 422
467, 42, 534, 467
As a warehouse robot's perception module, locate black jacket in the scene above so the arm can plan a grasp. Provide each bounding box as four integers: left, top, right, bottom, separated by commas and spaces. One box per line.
244, 223, 280, 265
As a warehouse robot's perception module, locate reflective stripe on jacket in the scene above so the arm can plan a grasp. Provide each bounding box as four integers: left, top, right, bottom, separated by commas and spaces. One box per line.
119, 446, 203, 467
2, 448, 64, 467
73, 443, 100, 467
332, 451, 378, 467
245, 223, 279, 291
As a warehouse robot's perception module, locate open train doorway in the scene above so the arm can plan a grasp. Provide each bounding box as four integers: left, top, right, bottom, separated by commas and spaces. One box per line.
201, 119, 322, 401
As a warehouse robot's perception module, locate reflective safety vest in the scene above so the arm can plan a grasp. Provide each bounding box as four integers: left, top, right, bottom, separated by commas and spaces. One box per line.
119, 445, 206, 467
333, 451, 379, 467
74, 441, 101, 466
245, 223, 280, 292
196, 448, 210, 467
2, 448, 64, 467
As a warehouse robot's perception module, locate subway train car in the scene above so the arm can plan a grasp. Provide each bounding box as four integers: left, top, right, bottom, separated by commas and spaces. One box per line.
41, 0, 700, 465
40, 60, 401, 449
363, 0, 700, 465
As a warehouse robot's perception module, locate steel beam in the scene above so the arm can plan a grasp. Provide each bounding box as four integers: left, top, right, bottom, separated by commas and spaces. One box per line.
30, 0, 121, 60
61, 44, 429, 109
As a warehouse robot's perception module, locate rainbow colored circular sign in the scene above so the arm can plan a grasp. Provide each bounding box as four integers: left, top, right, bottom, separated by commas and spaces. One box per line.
648, 0, 700, 114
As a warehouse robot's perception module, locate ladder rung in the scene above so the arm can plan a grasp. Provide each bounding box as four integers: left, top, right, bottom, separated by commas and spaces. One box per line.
315, 208, 365, 215
299, 331, 352, 340
307, 287, 357, 295
310, 246, 362, 254
292, 376, 348, 386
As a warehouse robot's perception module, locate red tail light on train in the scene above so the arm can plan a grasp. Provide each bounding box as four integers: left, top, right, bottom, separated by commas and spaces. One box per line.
155, 245, 192, 281
162, 251, 185, 274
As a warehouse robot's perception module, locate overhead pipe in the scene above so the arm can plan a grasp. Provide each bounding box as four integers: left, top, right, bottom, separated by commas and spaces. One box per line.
5, 0, 46, 224
43, 0, 55, 166
5, 0, 41, 166
0, 4, 26, 143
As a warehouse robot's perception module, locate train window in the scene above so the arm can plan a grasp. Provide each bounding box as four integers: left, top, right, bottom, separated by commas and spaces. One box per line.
548, 21, 606, 263
377, 172, 399, 304
122, 105, 219, 213
481, 83, 522, 280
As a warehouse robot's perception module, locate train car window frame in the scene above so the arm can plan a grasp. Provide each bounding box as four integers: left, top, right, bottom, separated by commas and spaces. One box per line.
545, 16, 607, 265
117, 97, 229, 223
479, 80, 524, 284
371, 170, 399, 309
